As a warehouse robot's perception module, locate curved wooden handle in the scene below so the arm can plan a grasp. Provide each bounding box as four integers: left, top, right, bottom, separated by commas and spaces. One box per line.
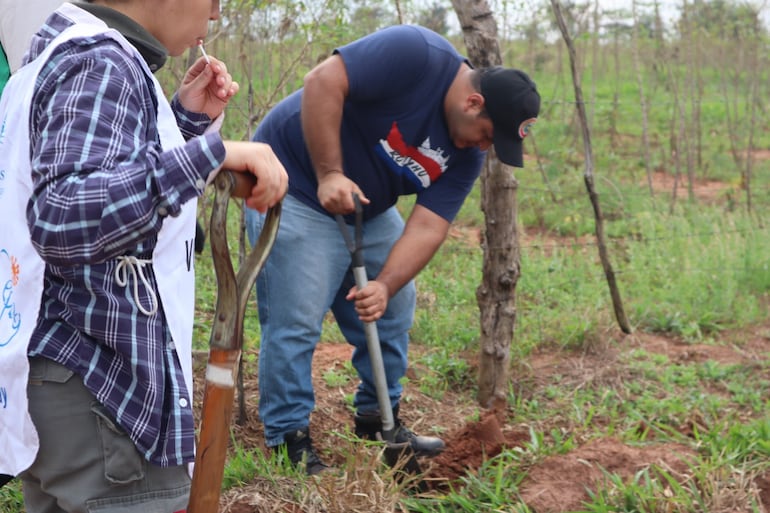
227, 170, 257, 199
188, 171, 281, 513
188, 349, 240, 513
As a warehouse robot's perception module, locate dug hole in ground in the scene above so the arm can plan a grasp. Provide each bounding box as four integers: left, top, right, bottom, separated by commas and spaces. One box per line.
192, 328, 770, 512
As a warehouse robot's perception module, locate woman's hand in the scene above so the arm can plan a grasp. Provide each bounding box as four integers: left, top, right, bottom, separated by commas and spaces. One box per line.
222, 141, 288, 213
178, 56, 239, 119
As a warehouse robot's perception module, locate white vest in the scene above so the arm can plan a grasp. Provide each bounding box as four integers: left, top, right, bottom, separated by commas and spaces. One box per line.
0, 3, 196, 475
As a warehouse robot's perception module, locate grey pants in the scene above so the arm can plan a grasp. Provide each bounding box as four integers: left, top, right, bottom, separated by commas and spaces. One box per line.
20, 357, 191, 513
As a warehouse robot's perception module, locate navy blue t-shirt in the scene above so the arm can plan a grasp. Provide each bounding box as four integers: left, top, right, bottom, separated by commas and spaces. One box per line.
253, 25, 485, 222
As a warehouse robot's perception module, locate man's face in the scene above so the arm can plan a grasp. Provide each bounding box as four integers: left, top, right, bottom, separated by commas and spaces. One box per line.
446, 93, 494, 152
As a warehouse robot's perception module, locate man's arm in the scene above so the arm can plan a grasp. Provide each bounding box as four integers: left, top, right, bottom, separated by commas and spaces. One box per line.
301, 54, 347, 183
301, 54, 369, 214
348, 205, 450, 322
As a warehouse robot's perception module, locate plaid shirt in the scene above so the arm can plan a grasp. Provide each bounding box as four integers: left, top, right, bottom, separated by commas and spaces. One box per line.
24, 10, 225, 466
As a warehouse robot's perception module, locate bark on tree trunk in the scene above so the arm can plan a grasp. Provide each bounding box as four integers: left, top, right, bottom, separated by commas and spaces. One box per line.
631, 0, 655, 197
474, 157, 519, 410
551, 0, 632, 335
450, 0, 518, 409
450, 0, 501, 68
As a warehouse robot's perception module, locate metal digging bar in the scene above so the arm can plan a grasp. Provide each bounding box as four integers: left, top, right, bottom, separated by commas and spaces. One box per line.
334, 193, 423, 482
188, 171, 281, 513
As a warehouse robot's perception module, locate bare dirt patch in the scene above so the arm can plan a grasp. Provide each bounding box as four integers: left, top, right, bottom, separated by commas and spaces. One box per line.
192, 325, 770, 512
518, 438, 698, 512
644, 169, 733, 203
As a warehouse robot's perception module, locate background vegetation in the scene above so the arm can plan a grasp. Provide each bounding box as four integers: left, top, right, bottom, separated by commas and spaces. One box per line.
191, 0, 770, 509
175, 0, 770, 363
3, 0, 770, 511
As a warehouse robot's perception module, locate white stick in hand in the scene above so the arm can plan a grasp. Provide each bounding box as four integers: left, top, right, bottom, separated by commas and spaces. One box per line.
198, 39, 211, 65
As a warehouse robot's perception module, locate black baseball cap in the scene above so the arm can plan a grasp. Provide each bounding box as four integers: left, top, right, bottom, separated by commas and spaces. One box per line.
480, 67, 540, 167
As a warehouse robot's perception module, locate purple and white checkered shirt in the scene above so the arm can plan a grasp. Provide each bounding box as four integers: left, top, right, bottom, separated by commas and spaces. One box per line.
23, 10, 225, 466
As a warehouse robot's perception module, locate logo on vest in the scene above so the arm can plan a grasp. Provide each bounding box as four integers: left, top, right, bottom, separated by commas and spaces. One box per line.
185, 237, 195, 272
0, 113, 6, 146
0, 115, 6, 199
0, 249, 21, 348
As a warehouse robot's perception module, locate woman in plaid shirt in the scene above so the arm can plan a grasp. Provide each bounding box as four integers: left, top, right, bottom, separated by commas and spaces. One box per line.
0, 1, 286, 511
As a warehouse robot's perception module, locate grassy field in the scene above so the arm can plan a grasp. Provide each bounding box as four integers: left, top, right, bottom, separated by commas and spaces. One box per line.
184, 11, 770, 508
3, 1, 770, 511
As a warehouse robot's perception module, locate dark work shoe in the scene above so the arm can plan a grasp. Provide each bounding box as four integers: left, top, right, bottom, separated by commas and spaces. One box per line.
354, 405, 445, 457
274, 428, 329, 476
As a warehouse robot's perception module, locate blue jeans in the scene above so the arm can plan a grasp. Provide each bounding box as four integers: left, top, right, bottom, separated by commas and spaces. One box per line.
245, 194, 416, 447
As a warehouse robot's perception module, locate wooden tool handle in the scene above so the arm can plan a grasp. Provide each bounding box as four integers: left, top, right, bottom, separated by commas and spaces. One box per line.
187, 170, 281, 513
188, 349, 241, 513
227, 170, 257, 199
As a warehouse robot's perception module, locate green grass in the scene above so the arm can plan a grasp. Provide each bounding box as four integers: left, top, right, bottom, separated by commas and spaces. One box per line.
0, 482, 22, 513
180, 164, 769, 511
186, 20, 770, 509
5, 4, 770, 512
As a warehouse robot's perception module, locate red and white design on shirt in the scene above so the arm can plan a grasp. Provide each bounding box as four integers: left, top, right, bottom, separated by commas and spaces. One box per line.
378, 121, 448, 188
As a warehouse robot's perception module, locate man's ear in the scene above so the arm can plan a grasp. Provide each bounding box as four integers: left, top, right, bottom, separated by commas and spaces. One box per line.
466, 92, 485, 114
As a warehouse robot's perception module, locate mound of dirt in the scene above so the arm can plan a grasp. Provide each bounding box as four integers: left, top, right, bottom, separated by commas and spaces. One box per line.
423, 410, 529, 489
194, 333, 770, 512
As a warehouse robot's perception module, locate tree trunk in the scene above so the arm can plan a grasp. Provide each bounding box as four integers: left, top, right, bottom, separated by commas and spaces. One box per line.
450, 0, 517, 409
631, 0, 655, 197
550, 0, 632, 335
449, 0, 501, 69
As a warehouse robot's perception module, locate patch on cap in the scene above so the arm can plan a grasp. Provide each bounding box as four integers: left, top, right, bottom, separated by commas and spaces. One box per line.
518, 118, 537, 139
